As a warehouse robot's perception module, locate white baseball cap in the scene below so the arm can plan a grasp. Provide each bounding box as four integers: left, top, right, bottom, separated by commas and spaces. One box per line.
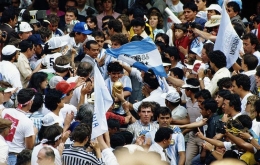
49, 76, 63, 89
2, 45, 20, 56
161, 90, 180, 103
206, 4, 222, 14
18, 22, 33, 32
48, 37, 67, 49
42, 114, 60, 127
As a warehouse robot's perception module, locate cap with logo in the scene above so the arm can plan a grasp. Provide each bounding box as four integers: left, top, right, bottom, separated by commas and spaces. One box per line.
2, 45, 21, 56
18, 22, 33, 32
161, 90, 180, 103
72, 22, 92, 35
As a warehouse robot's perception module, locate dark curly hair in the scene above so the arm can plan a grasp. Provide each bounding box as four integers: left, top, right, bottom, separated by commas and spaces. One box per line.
223, 93, 241, 112
71, 123, 91, 143
149, 11, 163, 29
45, 89, 63, 111
208, 50, 227, 69
16, 149, 32, 165
217, 77, 232, 90
17, 88, 36, 105
107, 61, 123, 73
231, 74, 251, 91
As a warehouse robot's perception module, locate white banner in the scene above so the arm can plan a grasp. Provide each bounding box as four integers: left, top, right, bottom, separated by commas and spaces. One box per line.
91, 64, 113, 139
214, 3, 242, 68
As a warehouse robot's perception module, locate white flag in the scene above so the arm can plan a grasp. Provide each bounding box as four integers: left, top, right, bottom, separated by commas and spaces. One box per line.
214, 3, 242, 68
91, 64, 113, 139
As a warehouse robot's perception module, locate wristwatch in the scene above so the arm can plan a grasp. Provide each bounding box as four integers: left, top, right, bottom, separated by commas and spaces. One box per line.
210, 148, 215, 153
199, 78, 203, 81
248, 137, 253, 142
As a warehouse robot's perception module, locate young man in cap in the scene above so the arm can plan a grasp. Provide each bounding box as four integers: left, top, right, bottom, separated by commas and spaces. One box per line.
0, 45, 22, 89
17, 22, 33, 40
206, 4, 222, 20
27, 34, 45, 70
1, 88, 36, 165
55, 81, 77, 120
0, 118, 12, 164
161, 90, 189, 124
60, 22, 93, 59
40, 37, 68, 70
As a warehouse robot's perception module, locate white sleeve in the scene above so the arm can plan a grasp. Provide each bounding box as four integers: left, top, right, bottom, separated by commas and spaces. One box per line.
24, 120, 35, 138
177, 134, 186, 152
101, 148, 119, 165
133, 101, 142, 112
130, 68, 143, 82
0, 144, 8, 164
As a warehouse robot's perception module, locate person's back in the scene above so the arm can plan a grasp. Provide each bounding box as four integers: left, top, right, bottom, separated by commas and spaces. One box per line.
62, 123, 103, 165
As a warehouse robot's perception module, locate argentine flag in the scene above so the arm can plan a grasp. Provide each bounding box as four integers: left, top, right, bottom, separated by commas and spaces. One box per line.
106, 37, 167, 77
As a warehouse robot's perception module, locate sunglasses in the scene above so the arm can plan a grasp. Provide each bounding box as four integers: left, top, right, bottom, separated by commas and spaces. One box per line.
195, 0, 200, 3
187, 30, 193, 33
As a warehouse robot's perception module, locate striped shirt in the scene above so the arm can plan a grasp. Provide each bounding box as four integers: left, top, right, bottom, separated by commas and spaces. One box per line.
62, 146, 104, 165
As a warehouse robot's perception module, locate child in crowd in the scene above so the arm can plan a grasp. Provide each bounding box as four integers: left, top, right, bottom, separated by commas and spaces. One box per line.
47, 14, 64, 37
174, 23, 190, 63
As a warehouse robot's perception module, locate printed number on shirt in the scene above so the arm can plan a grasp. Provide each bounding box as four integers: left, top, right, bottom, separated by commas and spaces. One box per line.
50, 58, 54, 66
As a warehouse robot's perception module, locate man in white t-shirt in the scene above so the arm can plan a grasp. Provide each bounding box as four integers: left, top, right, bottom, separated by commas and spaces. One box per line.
31, 123, 63, 165
0, 45, 23, 89
161, 90, 188, 121
67, 62, 93, 107
242, 33, 260, 65
231, 74, 253, 114
2, 88, 36, 165
44, 89, 66, 127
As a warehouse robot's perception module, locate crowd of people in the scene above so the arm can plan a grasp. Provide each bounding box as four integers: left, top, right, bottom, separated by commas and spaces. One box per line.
0, 0, 260, 165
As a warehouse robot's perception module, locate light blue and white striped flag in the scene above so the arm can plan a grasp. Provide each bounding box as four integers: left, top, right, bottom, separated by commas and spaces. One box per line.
106, 37, 167, 77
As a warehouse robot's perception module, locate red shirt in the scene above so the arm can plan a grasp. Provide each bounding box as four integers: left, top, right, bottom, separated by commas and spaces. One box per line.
106, 111, 125, 125
174, 36, 191, 63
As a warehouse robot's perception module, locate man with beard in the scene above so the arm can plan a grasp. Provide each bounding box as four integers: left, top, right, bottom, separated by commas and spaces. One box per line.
0, 45, 22, 89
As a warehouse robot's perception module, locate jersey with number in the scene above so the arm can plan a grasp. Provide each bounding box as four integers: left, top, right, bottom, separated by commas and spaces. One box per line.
41, 52, 62, 69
